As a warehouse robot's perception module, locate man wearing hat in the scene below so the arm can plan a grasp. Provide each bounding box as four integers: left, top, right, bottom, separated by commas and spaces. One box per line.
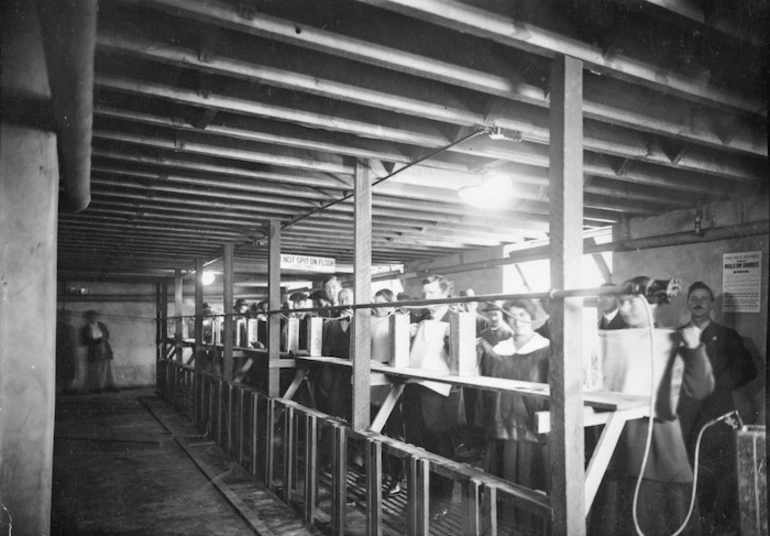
478, 302, 513, 346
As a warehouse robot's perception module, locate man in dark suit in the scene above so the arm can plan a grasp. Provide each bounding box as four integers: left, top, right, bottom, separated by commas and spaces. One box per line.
597, 282, 628, 330
678, 281, 757, 534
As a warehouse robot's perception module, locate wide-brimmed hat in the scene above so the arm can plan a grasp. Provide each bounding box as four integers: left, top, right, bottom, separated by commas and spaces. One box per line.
84, 309, 99, 317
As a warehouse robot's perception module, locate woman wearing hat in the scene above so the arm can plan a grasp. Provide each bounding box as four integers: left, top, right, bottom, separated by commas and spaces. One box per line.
81, 310, 115, 392
477, 298, 550, 529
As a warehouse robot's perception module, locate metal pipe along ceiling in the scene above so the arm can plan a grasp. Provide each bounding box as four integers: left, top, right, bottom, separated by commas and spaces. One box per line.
36, 0, 97, 212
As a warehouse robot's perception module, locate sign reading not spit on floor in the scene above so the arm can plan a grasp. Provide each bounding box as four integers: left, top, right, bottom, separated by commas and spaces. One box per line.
280, 254, 336, 273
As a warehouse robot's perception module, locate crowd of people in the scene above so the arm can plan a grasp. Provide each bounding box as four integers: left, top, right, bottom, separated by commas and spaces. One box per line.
199, 272, 754, 534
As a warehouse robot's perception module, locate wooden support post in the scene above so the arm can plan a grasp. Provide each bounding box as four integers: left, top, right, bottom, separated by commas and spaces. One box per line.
548, 54, 586, 536
463, 478, 482, 536
223, 243, 234, 381
207, 376, 215, 439
407, 457, 430, 536
174, 269, 184, 362
238, 388, 245, 465
217, 380, 225, 446
483, 485, 498, 535
227, 383, 235, 454
352, 159, 372, 431
194, 259, 204, 357
251, 392, 260, 476
194, 260, 204, 424
161, 277, 169, 347
389, 314, 410, 368
283, 405, 295, 502
267, 219, 281, 397
265, 398, 276, 488
304, 414, 318, 524
449, 311, 476, 376
331, 423, 348, 536
366, 437, 383, 536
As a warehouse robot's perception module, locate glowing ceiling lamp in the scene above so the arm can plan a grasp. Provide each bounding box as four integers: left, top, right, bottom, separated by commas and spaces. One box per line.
458, 174, 517, 210
201, 271, 216, 286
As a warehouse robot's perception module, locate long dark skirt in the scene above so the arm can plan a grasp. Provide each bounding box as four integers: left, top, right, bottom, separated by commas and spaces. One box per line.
87, 359, 115, 392
485, 439, 550, 532
589, 476, 701, 536
485, 439, 550, 491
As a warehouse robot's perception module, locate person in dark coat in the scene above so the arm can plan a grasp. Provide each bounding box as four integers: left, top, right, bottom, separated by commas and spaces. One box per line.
589, 276, 714, 536
321, 288, 353, 420
676, 281, 757, 534
598, 281, 628, 330
477, 298, 550, 531
478, 303, 513, 346
81, 310, 116, 392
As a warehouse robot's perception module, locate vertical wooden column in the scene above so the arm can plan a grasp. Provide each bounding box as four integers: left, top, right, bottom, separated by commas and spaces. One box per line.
351, 159, 372, 431
174, 269, 184, 362
223, 243, 234, 381
161, 278, 169, 345
194, 259, 204, 362
548, 54, 585, 536
267, 219, 281, 397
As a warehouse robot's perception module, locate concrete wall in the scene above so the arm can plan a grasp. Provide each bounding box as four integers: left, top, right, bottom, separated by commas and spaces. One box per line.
402, 246, 506, 297
0, 1, 58, 532
58, 282, 159, 389
614, 195, 768, 423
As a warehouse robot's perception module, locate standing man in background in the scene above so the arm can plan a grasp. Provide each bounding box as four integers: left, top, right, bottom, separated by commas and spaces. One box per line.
677, 281, 757, 534
320, 275, 343, 318
597, 281, 627, 330
403, 275, 465, 520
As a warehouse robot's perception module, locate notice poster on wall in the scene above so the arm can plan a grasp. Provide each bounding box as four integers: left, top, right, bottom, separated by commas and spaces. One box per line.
722, 251, 762, 313
280, 254, 336, 273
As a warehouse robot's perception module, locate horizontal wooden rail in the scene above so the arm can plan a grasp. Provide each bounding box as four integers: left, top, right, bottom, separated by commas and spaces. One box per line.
293, 355, 648, 411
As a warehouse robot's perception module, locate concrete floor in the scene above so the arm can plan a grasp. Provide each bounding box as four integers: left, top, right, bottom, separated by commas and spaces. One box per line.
50, 389, 316, 536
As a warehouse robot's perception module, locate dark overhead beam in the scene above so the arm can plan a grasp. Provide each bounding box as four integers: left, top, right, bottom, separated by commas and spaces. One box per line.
92, 77, 765, 189
353, 0, 765, 115
95, 74, 449, 147
94, 105, 411, 167
130, 0, 766, 156
95, 29, 766, 182
93, 128, 353, 175
633, 0, 762, 46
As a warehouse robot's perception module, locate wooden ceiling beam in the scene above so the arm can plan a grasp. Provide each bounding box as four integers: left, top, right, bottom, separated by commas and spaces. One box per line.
631, 0, 762, 46
92, 148, 356, 191
58, 215, 247, 237
94, 104, 413, 168
96, 28, 766, 182
128, 0, 766, 156
92, 128, 353, 175
92, 120, 717, 210
353, 0, 764, 115
95, 73, 450, 147
93, 79, 764, 193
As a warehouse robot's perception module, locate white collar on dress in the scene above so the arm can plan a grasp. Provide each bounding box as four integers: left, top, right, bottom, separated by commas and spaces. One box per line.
492, 331, 549, 355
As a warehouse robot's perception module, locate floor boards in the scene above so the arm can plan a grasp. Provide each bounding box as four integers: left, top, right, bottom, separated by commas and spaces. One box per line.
51, 389, 317, 536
